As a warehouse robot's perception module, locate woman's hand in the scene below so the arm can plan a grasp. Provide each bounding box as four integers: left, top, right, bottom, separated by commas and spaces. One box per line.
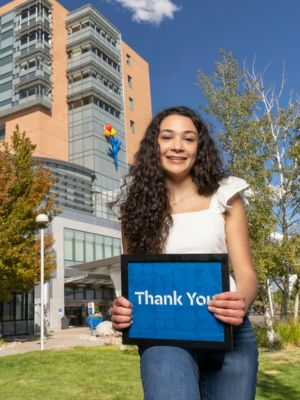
207, 291, 246, 326
111, 296, 133, 330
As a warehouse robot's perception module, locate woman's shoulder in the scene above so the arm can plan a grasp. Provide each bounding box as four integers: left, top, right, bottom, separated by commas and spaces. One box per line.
211, 176, 250, 213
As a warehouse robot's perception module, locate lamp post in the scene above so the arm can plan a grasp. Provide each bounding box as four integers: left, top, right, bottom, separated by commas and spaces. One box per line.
36, 213, 49, 351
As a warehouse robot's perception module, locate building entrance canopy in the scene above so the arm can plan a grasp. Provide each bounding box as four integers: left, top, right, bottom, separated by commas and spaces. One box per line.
65, 255, 121, 296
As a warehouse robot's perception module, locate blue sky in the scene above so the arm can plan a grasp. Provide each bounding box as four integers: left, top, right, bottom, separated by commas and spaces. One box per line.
2, 0, 300, 114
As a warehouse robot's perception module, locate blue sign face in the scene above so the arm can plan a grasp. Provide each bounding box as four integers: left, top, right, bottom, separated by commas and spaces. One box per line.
127, 261, 224, 342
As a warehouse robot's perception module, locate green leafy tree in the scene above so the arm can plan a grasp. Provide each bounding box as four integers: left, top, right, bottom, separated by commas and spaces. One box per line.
0, 126, 57, 301
197, 51, 299, 325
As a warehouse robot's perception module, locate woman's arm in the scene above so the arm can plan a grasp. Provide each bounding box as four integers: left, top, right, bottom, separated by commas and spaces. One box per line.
207, 194, 258, 325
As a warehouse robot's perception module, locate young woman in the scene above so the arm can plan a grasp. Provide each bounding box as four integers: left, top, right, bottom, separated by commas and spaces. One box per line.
111, 106, 258, 400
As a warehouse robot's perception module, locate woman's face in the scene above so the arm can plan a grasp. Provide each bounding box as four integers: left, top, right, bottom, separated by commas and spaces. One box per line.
157, 114, 198, 181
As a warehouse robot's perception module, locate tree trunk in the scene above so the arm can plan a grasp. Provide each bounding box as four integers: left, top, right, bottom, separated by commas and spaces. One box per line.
264, 285, 277, 345
267, 278, 274, 318
264, 302, 277, 345
294, 289, 299, 322
280, 273, 290, 318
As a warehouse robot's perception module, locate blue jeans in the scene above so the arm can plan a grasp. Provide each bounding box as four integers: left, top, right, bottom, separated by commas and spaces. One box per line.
139, 317, 258, 400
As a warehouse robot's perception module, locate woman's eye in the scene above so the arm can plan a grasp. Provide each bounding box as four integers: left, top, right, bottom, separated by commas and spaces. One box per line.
185, 137, 194, 142
161, 136, 171, 140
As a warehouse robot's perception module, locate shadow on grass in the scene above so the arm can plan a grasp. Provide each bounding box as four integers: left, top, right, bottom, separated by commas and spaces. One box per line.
257, 371, 300, 399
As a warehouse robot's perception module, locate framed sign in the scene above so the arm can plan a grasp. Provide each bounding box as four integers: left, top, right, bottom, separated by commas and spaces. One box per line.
121, 254, 232, 349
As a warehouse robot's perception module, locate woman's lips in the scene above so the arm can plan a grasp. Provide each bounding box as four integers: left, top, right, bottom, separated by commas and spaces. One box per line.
166, 156, 187, 163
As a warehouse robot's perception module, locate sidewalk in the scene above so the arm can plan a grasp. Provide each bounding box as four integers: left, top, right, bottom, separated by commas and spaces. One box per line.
0, 327, 105, 357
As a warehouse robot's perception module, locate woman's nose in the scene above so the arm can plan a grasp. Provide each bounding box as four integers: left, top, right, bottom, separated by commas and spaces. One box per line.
171, 137, 184, 151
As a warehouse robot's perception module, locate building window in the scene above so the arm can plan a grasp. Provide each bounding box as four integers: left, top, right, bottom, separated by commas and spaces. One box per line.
72, 24, 80, 34
29, 5, 37, 16
64, 228, 121, 266
65, 286, 74, 300
126, 53, 131, 66
0, 123, 5, 140
127, 75, 132, 88
0, 54, 12, 67
85, 288, 95, 300
1, 29, 13, 41
130, 120, 135, 134
74, 287, 84, 300
75, 231, 84, 262
21, 9, 28, 19
129, 97, 134, 111
85, 233, 94, 262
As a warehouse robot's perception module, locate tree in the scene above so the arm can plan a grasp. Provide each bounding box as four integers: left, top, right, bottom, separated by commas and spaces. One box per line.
197, 51, 299, 333
0, 126, 57, 301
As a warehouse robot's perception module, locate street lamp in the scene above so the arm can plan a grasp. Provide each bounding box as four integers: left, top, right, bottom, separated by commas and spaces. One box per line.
36, 213, 49, 351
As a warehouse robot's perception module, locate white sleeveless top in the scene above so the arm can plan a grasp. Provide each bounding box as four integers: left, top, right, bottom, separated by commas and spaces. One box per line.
164, 176, 249, 290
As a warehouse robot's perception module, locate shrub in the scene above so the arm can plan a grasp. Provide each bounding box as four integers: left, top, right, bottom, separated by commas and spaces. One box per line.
275, 320, 300, 347
253, 325, 282, 349
253, 319, 300, 349
253, 325, 269, 348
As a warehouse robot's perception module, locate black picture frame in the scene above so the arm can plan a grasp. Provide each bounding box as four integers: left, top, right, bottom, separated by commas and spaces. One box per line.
121, 254, 233, 349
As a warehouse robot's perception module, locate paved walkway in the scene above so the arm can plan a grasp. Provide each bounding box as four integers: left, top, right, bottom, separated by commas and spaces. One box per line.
0, 327, 105, 357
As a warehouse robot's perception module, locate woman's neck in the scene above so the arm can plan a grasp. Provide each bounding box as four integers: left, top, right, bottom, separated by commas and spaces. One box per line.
166, 176, 198, 202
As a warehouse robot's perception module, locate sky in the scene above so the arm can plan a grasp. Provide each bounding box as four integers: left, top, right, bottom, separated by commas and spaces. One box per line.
1, 0, 300, 115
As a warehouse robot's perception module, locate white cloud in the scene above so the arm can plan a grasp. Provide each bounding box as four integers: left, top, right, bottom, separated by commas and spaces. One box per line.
106, 0, 181, 25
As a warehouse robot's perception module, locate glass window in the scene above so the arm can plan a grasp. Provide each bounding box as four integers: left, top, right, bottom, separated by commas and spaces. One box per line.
29, 31, 37, 41
126, 53, 131, 66
15, 294, 23, 320
75, 231, 84, 262
28, 59, 36, 68
104, 236, 113, 258
95, 235, 104, 260
43, 32, 49, 43
0, 81, 12, 92
0, 123, 5, 140
129, 97, 134, 111
0, 54, 13, 66
73, 73, 81, 83
85, 288, 95, 300
65, 286, 74, 300
64, 229, 74, 261
1, 29, 13, 41
95, 288, 103, 300
72, 25, 80, 33
3, 299, 14, 321
20, 61, 28, 71
28, 86, 35, 96
82, 96, 91, 106
103, 288, 114, 300
72, 48, 81, 59
81, 20, 89, 29
85, 233, 94, 262
74, 287, 84, 300
29, 6, 36, 16
127, 75, 132, 88
21, 9, 28, 19
113, 238, 121, 256
130, 120, 135, 134
82, 70, 90, 79
28, 291, 34, 320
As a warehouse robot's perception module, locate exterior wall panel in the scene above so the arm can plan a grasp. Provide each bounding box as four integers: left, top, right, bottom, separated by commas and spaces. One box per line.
121, 41, 152, 165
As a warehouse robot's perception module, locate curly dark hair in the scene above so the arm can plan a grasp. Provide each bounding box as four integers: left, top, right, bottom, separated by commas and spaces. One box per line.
120, 106, 226, 254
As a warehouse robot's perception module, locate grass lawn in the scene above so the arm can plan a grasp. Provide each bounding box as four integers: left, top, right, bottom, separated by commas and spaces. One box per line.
0, 346, 299, 399
256, 348, 300, 400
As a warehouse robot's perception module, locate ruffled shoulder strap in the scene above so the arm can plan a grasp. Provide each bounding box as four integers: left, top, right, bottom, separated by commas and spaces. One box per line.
210, 176, 249, 213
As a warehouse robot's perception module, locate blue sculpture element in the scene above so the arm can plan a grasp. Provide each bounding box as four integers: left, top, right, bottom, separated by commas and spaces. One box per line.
107, 136, 121, 170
